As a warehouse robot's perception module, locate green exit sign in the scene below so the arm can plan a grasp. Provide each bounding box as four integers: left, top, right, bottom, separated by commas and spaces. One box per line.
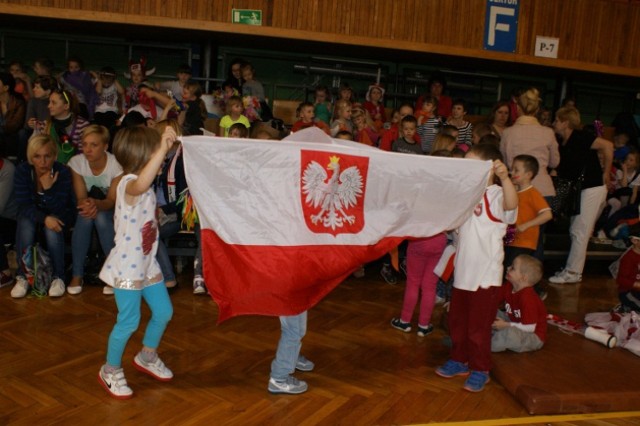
232, 9, 262, 25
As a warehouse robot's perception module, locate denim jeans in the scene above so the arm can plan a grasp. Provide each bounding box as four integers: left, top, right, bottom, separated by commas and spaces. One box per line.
106, 281, 173, 367
71, 211, 115, 277
156, 220, 179, 283
15, 216, 65, 278
270, 311, 307, 380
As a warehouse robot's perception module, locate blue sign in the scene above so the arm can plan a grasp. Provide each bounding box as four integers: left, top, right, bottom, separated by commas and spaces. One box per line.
483, 0, 520, 53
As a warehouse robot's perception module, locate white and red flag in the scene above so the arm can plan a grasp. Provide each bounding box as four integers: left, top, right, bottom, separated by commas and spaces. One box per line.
182, 128, 491, 322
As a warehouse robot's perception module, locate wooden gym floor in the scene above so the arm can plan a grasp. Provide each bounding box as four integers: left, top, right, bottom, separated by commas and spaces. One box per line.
1, 258, 640, 426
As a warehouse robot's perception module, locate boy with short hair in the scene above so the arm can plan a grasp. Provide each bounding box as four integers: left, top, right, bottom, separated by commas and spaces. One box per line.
291, 102, 329, 134
155, 63, 192, 101
504, 154, 552, 268
435, 143, 518, 392
492, 254, 547, 353
379, 103, 415, 151
392, 115, 422, 155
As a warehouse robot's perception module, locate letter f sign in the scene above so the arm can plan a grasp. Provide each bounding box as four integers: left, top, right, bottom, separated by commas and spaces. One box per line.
488, 6, 515, 46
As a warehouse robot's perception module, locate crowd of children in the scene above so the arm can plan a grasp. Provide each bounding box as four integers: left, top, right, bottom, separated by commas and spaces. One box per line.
2, 54, 640, 400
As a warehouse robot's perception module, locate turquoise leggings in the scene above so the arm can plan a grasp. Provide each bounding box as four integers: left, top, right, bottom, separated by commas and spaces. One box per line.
106, 282, 173, 367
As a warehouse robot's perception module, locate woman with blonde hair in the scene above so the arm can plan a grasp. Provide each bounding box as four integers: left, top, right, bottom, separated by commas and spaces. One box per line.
11, 134, 75, 298
548, 107, 613, 284
67, 125, 122, 295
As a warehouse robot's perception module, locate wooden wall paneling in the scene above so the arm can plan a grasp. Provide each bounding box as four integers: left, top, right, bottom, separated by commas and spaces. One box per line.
271, 0, 282, 28
625, 5, 640, 67
293, 0, 303, 31
287, 0, 295, 30
0, 0, 639, 76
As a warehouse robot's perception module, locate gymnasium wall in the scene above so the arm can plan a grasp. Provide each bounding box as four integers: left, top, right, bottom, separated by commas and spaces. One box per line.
1, 0, 640, 77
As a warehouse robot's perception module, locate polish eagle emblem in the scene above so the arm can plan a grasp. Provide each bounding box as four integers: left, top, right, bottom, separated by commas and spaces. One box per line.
302, 155, 364, 231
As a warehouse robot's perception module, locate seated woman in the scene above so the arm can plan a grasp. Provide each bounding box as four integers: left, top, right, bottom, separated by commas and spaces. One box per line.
486, 100, 512, 139
67, 125, 122, 295
0, 72, 27, 160
44, 89, 90, 164
0, 155, 17, 287
11, 134, 76, 298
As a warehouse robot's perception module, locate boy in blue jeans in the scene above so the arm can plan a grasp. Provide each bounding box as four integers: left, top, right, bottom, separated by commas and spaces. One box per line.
268, 311, 315, 394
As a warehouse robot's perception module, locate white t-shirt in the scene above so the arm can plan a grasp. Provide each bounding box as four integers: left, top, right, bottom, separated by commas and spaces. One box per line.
454, 184, 518, 291
157, 80, 184, 101
99, 174, 162, 289
68, 152, 123, 195
95, 84, 119, 114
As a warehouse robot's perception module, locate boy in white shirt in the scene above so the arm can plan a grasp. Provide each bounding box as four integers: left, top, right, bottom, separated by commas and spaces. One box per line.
435, 144, 518, 392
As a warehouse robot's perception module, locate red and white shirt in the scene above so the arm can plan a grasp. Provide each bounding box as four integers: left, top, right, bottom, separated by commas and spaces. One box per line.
454, 184, 517, 291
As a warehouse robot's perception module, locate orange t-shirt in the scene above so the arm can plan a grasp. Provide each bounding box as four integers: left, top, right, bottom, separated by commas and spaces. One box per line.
510, 186, 550, 250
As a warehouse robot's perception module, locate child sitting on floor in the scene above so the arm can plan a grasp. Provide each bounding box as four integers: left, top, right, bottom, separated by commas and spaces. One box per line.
614, 233, 640, 313
492, 254, 547, 353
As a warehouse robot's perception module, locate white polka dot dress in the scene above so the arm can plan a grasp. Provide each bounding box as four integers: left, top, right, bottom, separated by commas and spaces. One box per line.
99, 174, 162, 290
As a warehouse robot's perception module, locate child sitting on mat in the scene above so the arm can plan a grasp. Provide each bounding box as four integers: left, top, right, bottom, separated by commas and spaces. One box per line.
492, 254, 547, 353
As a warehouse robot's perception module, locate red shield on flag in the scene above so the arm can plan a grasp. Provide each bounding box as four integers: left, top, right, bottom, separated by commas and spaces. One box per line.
300, 150, 369, 236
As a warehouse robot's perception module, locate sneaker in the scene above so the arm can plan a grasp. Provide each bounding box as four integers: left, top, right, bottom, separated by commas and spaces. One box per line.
0, 270, 14, 288
66, 276, 83, 295
435, 360, 470, 378
48, 278, 66, 297
548, 269, 582, 284
380, 264, 398, 285
103, 285, 114, 295
133, 353, 173, 381
463, 371, 491, 392
612, 303, 632, 314
612, 239, 628, 250
390, 318, 412, 333
610, 223, 629, 240
268, 376, 308, 394
193, 276, 207, 295
10, 276, 29, 299
417, 324, 434, 337
295, 355, 315, 372
352, 265, 365, 278
98, 365, 133, 399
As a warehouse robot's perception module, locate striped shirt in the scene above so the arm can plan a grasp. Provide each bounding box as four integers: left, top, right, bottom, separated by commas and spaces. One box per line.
417, 117, 442, 153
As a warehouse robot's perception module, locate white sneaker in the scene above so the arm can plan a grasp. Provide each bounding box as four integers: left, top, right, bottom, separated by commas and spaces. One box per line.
103, 285, 114, 295
548, 269, 582, 284
133, 353, 173, 381
98, 365, 133, 399
66, 277, 83, 295
48, 278, 66, 297
193, 276, 207, 295
11, 276, 29, 299
268, 376, 308, 394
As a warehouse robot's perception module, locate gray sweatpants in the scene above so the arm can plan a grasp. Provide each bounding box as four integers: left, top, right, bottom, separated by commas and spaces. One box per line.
491, 310, 544, 353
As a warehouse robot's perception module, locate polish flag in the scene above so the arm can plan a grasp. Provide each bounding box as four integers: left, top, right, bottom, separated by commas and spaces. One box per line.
182, 128, 491, 322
